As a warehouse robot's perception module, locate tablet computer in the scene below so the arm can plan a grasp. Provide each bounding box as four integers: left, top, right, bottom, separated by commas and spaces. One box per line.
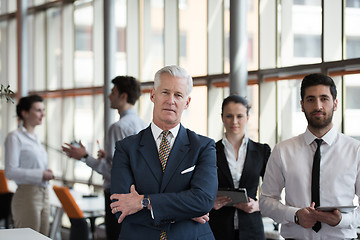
217, 188, 249, 205
316, 206, 356, 213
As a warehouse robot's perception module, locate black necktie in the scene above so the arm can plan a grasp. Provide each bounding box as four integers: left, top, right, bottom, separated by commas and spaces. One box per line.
311, 138, 323, 232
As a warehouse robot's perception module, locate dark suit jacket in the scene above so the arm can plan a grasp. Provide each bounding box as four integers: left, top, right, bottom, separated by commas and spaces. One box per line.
111, 124, 218, 240
209, 139, 271, 240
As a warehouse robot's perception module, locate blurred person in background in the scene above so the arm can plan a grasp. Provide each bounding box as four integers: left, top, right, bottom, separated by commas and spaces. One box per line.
5, 94, 54, 236
62, 76, 146, 240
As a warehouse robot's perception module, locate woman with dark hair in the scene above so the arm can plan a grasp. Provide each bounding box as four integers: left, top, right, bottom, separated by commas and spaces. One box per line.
5, 94, 54, 235
209, 95, 271, 240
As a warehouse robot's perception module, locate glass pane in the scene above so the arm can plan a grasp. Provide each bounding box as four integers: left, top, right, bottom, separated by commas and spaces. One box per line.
181, 86, 208, 136
8, 19, 17, 91
73, 96, 94, 182
74, 3, 94, 87
278, 0, 322, 67
45, 97, 63, 177
142, 0, 164, 82
224, 0, 230, 73
33, 12, 46, 91
115, 0, 127, 76
7, 0, 16, 12
247, 84, 259, 141
179, 0, 207, 76
277, 79, 307, 141
47, 8, 61, 90
344, 74, 360, 140
345, 0, 360, 59
0, 21, 7, 88
0, 98, 17, 168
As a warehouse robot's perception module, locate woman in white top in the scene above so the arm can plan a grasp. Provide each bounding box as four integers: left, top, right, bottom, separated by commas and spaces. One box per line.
5, 95, 54, 235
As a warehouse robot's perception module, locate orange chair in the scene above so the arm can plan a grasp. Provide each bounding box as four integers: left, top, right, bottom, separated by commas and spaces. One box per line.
53, 185, 89, 240
0, 169, 10, 194
0, 169, 13, 228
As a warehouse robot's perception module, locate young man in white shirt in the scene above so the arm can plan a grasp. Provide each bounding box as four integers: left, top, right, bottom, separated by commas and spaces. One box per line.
260, 73, 360, 239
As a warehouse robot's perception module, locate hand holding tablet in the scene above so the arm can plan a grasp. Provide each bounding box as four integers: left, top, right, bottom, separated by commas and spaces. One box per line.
316, 206, 356, 213
217, 188, 249, 206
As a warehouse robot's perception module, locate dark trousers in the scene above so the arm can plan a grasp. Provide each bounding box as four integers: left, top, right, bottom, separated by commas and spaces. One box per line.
104, 189, 122, 240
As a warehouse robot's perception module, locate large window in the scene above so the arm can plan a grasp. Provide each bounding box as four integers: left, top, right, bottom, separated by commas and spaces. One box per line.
1, 0, 360, 188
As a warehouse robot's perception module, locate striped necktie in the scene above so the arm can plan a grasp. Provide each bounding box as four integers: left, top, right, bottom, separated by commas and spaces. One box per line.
159, 131, 170, 240
159, 131, 171, 172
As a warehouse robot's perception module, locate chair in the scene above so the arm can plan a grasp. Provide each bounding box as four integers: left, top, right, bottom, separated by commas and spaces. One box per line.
0, 169, 13, 228
52, 185, 89, 240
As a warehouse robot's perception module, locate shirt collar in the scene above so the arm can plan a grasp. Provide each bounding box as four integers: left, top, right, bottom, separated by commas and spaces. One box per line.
19, 124, 38, 141
304, 125, 337, 146
151, 122, 180, 140
222, 132, 249, 148
119, 108, 135, 119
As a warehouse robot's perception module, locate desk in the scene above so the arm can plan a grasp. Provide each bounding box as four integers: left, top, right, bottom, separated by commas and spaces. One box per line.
0, 228, 51, 240
49, 187, 105, 240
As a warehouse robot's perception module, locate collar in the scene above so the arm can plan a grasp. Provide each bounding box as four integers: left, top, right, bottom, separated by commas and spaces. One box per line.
222, 133, 249, 148
304, 125, 337, 146
19, 124, 38, 141
119, 108, 136, 119
151, 122, 180, 140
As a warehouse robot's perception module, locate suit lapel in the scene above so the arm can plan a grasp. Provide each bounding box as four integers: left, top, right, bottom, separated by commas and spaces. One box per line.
160, 125, 190, 192
216, 142, 234, 188
139, 127, 163, 184
239, 139, 256, 187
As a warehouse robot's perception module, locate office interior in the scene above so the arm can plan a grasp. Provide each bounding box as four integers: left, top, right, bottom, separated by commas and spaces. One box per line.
1, 0, 360, 239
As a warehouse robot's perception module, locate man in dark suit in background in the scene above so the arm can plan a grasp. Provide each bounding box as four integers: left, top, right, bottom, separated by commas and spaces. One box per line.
110, 65, 218, 240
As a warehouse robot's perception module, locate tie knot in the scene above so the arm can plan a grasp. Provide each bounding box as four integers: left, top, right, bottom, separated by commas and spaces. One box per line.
162, 131, 170, 139
315, 138, 323, 146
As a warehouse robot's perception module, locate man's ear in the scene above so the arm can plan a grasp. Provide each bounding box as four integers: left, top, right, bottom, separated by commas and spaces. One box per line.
121, 92, 128, 101
184, 96, 191, 110
300, 100, 304, 112
333, 99, 338, 111
150, 89, 155, 103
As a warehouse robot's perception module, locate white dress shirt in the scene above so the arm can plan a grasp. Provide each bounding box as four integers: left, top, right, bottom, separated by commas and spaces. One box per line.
260, 126, 360, 239
222, 134, 248, 189
222, 134, 248, 230
5, 125, 48, 187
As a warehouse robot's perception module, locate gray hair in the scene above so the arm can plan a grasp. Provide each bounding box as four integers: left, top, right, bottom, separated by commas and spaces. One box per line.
154, 65, 193, 95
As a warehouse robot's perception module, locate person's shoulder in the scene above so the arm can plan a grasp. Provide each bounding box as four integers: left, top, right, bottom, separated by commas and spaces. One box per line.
274, 133, 304, 149
337, 132, 360, 147
6, 128, 21, 139
184, 127, 214, 145
248, 139, 271, 151
116, 126, 149, 144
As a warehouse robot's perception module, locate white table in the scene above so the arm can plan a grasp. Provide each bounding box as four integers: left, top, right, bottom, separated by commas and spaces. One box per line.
49, 187, 105, 240
0, 228, 51, 240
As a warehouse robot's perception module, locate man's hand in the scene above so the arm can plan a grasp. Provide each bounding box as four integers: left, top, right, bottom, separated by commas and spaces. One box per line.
233, 197, 260, 213
308, 203, 342, 226
62, 141, 87, 160
192, 213, 209, 224
213, 196, 232, 210
110, 185, 143, 224
97, 149, 106, 159
296, 203, 318, 228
